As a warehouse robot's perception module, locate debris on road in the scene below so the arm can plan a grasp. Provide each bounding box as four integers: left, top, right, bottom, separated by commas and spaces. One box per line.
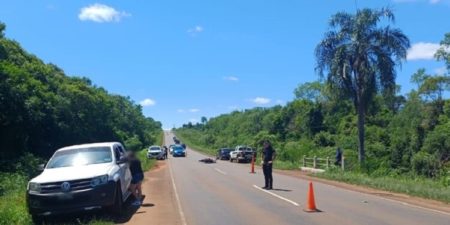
199, 158, 216, 164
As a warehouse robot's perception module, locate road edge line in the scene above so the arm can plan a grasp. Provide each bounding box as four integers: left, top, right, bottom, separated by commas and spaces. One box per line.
253, 185, 300, 207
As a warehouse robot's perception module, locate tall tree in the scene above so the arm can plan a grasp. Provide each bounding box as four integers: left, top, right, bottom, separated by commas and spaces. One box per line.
315, 8, 410, 164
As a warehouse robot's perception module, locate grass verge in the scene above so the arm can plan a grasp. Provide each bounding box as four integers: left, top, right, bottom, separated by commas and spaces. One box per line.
137, 149, 157, 172
314, 169, 450, 204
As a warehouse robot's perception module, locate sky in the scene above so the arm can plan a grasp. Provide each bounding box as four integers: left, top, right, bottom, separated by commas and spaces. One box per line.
0, 0, 449, 129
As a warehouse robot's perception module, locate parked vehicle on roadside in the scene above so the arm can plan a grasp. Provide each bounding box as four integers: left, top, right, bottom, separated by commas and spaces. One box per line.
230, 146, 255, 163
169, 144, 176, 155
147, 145, 165, 160
216, 148, 233, 160
172, 145, 186, 157
27, 142, 132, 223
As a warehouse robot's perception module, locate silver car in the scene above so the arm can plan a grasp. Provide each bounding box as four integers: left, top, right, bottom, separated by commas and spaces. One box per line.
147, 146, 165, 160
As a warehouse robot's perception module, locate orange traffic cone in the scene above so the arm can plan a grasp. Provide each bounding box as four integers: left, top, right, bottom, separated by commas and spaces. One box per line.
304, 181, 319, 212
250, 155, 255, 174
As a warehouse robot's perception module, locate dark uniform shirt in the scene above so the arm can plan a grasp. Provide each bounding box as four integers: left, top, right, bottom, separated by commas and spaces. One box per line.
262, 147, 275, 163
130, 159, 143, 175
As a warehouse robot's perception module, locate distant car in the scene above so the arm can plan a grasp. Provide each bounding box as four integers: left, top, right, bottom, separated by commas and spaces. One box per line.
172, 145, 186, 157
230, 146, 255, 163
27, 142, 132, 223
147, 146, 165, 160
174, 139, 181, 144
216, 148, 233, 160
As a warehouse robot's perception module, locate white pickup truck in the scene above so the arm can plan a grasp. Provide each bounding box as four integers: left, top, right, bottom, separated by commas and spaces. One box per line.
230, 145, 255, 163
27, 142, 132, 223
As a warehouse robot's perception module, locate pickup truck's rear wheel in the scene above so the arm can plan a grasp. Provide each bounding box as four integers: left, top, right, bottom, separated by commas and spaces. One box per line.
110, 182, 123, 214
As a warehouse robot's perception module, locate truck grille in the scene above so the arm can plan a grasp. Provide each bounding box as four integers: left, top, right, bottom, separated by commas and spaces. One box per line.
40, 178, 92, 194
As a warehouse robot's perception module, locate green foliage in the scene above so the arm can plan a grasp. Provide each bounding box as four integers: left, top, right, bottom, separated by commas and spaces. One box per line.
0, 23, 162, 165
137, 149, 157, 172
315, 7, 410, 164
435, 33, 450, 71
0, 173, 31, 225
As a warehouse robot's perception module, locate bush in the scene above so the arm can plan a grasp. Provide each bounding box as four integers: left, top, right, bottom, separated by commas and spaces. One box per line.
412, 151, 440, 177
125, 135, 143, 152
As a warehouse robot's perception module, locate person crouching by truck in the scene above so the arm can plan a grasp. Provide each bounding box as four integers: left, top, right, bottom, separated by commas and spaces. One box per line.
261, 140, 276, 190
128, 151, 144, 206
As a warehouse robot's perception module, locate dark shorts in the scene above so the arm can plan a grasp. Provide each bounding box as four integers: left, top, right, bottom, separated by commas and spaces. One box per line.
131, 173, 144, 184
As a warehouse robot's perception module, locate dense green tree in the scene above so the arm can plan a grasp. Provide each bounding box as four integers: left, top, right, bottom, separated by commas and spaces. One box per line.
435, 33, 450, 71
0, 23, 162, 165
315, 8, 410, 164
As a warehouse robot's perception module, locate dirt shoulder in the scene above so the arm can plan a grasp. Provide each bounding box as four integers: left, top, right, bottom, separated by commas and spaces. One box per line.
274, 169, 450, 214
124, 160, 183, 225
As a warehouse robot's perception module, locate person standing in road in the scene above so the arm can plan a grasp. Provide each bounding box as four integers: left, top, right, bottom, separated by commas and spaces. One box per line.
261, 140, 276, 190
163, 145, 168, 159
128, 151, 144, 206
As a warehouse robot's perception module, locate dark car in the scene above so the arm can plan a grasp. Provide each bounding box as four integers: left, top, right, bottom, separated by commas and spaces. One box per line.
216, 148, 233, 160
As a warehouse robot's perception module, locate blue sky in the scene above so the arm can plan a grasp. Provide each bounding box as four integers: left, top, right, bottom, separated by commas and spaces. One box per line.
0, 0, 449, 129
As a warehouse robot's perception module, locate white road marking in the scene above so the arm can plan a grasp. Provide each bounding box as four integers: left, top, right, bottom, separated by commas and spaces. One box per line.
214, 168, 227, 175
168, 144, 188, 225
253, 185, 300, 207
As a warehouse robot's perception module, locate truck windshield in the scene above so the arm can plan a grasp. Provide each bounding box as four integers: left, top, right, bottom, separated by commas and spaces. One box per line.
46, 147, 112, 168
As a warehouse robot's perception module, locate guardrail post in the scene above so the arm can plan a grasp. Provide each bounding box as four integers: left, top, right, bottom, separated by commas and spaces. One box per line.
342, 156, 345, 171
313, 156, 317, 169
326, 157, 330, 169
303, 155, 306, 167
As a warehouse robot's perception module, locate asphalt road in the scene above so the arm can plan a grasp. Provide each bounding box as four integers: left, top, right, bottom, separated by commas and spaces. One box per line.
164, 131, 450, 225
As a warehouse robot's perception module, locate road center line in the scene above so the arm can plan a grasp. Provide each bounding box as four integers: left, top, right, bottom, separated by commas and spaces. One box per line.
168, 154, 188, 225
253, 185, 300, 207
214, 168, 227, 175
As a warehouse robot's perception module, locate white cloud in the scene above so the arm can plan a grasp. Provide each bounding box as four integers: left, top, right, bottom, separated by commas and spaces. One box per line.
407, 42, 440, 60
223, 76, 239, 82
276, 99, 285, 104
435, 67, 447, 75
189, 108, 200, 113
139, 98, 156, 107
177, 109, 185, 113
187, 25, 204, 35
251, 97, 271, 105
79, 4, 130, 23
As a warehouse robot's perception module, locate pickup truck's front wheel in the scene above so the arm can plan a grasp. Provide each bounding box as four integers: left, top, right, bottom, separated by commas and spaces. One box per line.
31, 214, 44, 225
109, 182, 123, 214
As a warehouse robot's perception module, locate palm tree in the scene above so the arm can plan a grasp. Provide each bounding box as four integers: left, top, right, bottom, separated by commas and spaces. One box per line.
315, 8, 410, 164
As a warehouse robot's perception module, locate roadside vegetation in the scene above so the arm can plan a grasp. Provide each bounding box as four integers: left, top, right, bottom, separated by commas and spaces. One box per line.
0, 22, 162, 225
176, 8, 450, 202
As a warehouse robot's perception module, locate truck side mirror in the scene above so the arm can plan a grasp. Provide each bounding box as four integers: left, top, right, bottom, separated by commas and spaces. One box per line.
117, 156, 128, 164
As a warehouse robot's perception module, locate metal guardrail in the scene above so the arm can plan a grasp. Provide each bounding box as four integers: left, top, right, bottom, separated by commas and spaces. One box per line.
302, 155, 345, 171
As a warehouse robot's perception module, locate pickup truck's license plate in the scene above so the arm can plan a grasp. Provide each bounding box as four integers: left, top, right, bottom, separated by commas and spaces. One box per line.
58, 193, 74, 200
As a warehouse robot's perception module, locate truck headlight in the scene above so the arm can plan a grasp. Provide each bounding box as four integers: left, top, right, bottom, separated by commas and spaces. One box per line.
28, 182, 41, 193
91, 175, 108, 187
